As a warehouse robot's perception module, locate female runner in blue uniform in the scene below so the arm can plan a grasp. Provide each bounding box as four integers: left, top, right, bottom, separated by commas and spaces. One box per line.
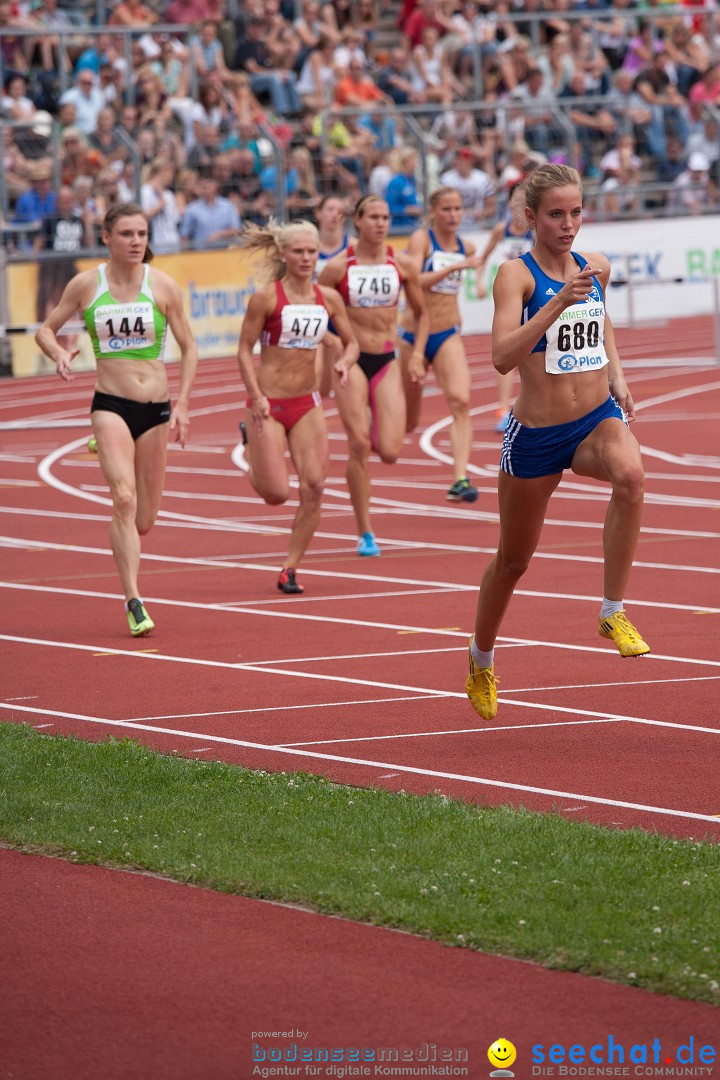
475, 181, 535, 433
35, 202, 198, 638
314, 195, 350, 398
319, 194, 428, 557
465, 164, 649, 721
398, 186, 486, 503
237, 219, 358, 594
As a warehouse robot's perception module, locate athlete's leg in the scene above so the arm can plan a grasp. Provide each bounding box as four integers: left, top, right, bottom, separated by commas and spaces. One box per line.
571, 417, 644, 601
371, 360, 406, 464
398, 336, 426, 433
134, 421, 170, 536
243, 408, 292, 505
432, 335, 473, 482
91, 410, 150, 602
473, 470, 562, 651
495, 370, 514, 431
333, 364, 373, 536
285, 406, 329, 568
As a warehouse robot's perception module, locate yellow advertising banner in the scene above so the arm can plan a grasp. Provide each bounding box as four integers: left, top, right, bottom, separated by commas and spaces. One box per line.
7, 237, 412, 377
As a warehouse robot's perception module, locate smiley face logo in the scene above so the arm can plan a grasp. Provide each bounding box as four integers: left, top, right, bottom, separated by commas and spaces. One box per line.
488, 1039, 517, 1071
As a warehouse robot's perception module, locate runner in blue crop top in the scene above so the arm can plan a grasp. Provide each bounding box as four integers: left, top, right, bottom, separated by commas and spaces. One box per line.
399, 186, 486, 504
464, 164, 649, 725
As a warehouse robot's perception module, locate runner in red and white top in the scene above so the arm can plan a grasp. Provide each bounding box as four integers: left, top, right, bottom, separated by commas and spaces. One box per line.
319, 194, 428, 558
237, 219, 359, 595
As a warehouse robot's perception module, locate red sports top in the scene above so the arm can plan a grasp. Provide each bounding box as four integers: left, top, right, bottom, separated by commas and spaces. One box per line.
260, 280, 329, 349
336, 245, 403, 309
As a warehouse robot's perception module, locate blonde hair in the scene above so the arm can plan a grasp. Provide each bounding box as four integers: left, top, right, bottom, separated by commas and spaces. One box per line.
523, 163, 582, 214
236, 218, 320, 281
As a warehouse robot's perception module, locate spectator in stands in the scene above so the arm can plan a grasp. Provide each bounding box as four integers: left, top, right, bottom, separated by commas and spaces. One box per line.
294, 0, 341, 70
140, 160, 182, 253
236, 18, 304, 117
440, 147, 495, 228
59, 128, 91, 186
598, 134, 642, 217
334, 25, 369, 74
109, 0, 159, 28
232, 149, 270, 223
180, 173, 241, 248
287, 146, 322, 219
385, 147, 422, 228
377, 45, 426, 104
165, 0, 223, 23
334, 58, 388, 107
353, 0, 379, 53
2, 73, 36, 124
33, 184, 93, 254
187, 122, 223, 174
604, 68, 661, 160
403, 0, 446, 50
409, 24, 462, 105
115, 103, 140, 146
152, 37, 190, 98
11, 159, 56, 249
189, 20, 232, 84
664, 20, 704, 98
668, 150, 715, 214
34, 0, 88, 72
136, 68, 171, 130
297, 35, 341, 111
509, 68, 563, 159
175, 168, 200, 217
634, 47, 691, 160
88, 107, 126, 165
59, 71, 105, 137
560, 67, 616, 173
316, 153, 361, 202
2, 125, 31, 200
98, 61, 125, 108
595, 0, 635, 73
536, 31, 575, 95
0, 0, 35, 72
686, 114, 720, 177
688, 62, 720, 124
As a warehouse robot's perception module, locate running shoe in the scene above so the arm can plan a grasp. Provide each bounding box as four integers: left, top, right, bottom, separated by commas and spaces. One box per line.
495, 411, 510, 434
126, 598, 154, 637
239, 420, 248, 446
277, 567, 304, 594
447, 478, 478, 503
598, 611, 650, 657
465, 641, 498, 720
358, 532, 381, 557
87, 435, 98, 454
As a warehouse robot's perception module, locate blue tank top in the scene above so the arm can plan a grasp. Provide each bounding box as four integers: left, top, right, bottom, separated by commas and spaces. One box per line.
422, 229, 467, 295
520, 250, 604, 353
315, 233, 349, 280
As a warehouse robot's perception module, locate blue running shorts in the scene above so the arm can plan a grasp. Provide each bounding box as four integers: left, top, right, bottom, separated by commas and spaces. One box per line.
500, 395, 626, 478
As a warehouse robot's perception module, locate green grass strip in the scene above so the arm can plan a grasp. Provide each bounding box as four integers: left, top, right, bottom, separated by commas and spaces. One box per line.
1, 722, 718, 1003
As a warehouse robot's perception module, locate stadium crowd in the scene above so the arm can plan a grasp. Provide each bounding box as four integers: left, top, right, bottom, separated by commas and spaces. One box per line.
2, 0, 720, 250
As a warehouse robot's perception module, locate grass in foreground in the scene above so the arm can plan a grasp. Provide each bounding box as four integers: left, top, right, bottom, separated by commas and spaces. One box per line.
1, 722, 718, 1003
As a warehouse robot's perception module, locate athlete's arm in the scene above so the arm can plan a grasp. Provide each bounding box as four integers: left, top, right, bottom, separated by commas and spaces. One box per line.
156, 271, 198, 447
399, 254, 430, 384
320, 286, 359, 387
237, 289, 274, 430
34, 271, 92, 381
590, 252, 635, 421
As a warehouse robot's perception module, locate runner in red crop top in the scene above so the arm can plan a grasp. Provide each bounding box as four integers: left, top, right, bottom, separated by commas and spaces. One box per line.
237, 220, 359, 595
319, 194, 429, 558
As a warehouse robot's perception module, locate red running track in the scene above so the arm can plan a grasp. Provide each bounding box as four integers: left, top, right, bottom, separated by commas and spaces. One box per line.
1, 325, 719, 1074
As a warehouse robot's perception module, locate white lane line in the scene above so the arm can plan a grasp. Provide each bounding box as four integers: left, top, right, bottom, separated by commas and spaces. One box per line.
2, 701, 718, 825
281, 717, 627, 746
2, 633, 720, 733
2, 584, 720, 668
37, 436, 720, 541
129, 695, 443, 722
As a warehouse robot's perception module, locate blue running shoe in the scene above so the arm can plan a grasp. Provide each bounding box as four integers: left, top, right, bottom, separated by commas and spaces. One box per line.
358, 532, 381, 557
495, 411, 510, 433
447, 478, 478, 503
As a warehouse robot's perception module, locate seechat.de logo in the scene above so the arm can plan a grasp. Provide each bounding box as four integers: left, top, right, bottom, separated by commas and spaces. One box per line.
489, 1038, 517, 1077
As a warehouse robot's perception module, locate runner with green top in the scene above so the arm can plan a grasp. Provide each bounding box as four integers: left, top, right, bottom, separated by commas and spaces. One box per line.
35, 202, 198, 638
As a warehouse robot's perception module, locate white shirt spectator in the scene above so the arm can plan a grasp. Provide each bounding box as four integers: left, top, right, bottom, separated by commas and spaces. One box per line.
59, 76, 106, 136
140, 182, 181, 253
440, 159, 495, 228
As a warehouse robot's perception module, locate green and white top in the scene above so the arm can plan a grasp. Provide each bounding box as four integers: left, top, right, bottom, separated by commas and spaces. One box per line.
84, 263, 167, 362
